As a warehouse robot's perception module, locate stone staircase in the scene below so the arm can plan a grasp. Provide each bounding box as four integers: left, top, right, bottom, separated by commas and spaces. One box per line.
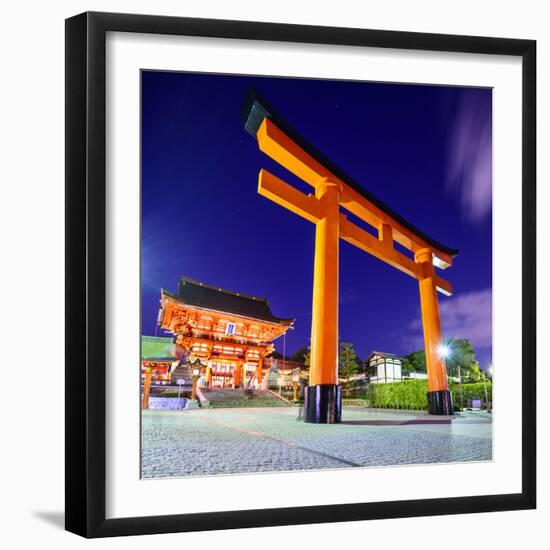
170, 364, 193, 387
201, 388, 291, 408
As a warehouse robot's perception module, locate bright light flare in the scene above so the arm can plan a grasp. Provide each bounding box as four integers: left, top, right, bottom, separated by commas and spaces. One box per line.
437, 343, 452, 359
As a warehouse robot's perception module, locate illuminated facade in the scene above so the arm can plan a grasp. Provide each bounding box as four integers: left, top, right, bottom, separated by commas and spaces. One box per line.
157, 278, 294, 389
366, 351, 404, 384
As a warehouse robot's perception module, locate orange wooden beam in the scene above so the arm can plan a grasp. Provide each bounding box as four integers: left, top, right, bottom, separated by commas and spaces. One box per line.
340, 216, 453, 296
339, 215, 419, 279
258, 169, 321, 224
256, 118, 453, 269
258, 168, 453, 295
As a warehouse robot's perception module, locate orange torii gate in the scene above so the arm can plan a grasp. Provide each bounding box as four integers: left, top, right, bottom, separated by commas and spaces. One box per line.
243, 91, 458, 423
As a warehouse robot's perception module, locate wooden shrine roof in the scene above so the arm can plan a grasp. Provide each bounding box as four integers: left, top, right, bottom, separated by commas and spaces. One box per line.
164, 277, 294, 326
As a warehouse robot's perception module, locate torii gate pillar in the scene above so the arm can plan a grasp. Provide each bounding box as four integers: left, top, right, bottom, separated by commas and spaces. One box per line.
242, 90, 457, 421
305, 179, 342, 423
415, 248, 453, 414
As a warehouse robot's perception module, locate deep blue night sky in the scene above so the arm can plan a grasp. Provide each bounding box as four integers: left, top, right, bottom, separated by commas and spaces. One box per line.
141, 71, 493, 369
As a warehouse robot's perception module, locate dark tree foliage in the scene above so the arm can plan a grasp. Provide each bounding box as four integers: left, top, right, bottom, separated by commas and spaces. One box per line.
291, 346, 310, 364
402, 350, 427, 372
339, 342, 361, 379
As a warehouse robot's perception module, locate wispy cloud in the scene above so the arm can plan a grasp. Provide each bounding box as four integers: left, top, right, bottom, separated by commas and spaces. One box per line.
405, 288, 492, 353
439, 288, 492, 349
446, 93, 492, 224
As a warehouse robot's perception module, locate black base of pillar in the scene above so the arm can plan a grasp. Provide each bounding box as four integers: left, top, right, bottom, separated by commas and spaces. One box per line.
427, 390, 454, 415
304, 384, 341, 423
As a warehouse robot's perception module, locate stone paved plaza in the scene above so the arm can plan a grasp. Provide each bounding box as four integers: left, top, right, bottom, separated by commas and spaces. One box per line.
141, 407, 492, 479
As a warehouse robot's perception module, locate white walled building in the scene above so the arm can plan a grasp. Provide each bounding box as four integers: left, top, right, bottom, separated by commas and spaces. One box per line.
366, 351, 458, 384
366, 351, 403, 383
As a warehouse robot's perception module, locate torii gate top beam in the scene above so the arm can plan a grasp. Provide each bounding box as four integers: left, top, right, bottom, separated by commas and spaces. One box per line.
242, 90, 458, 272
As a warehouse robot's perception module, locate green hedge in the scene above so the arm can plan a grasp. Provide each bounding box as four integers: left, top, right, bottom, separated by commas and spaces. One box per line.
368, 379, 429, 410
449, 381, 492, 405
368, 379, 492, 410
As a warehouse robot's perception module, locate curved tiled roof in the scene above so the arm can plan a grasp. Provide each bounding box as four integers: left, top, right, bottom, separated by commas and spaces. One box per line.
169, 277, 294, 325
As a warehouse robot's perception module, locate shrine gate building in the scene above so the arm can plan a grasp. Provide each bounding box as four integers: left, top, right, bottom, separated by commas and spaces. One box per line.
158, 277, 294, 388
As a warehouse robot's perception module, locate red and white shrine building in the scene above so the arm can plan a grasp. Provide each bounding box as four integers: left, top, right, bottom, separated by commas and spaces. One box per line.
157, 277, 294, 388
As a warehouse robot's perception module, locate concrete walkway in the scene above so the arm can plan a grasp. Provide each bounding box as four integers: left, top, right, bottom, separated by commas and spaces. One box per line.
141, 407, 492, 479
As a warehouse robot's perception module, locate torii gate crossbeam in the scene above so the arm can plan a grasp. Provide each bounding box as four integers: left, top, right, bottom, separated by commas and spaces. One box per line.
243, 91, 458, 422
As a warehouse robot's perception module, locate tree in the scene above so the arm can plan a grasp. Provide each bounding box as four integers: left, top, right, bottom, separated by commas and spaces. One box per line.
402, 339, 477, 378
402, 350, 427, 372
270, 350, 284, 360
443, 338, 476, 379
467, 360, 482, 383
291, 346, 310, 365
339, 342, 360, 380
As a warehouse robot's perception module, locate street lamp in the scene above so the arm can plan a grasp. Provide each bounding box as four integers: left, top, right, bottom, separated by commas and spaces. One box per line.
457, 364, 464, 411
437, 344, 451, 359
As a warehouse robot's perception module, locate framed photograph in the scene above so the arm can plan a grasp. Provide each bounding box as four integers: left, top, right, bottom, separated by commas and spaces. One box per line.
65, 11, 536, 538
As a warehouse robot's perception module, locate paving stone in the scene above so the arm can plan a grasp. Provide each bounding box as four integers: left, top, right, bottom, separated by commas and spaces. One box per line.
141, 407, 492, 478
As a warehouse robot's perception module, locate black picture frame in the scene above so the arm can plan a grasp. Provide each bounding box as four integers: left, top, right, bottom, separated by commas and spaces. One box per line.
65, 11, 536, 538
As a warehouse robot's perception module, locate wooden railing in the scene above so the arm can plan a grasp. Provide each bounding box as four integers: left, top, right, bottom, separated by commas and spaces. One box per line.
265, 389, 292, 404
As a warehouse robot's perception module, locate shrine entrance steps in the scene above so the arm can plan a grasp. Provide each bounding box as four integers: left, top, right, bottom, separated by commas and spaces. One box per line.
170, 365, 193, 387
202, 388, 292, 408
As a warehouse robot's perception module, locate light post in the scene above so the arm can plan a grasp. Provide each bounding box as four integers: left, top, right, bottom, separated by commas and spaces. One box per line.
191, 368, 200, 401
292, 371, 300, 401
457, 365, 464, 411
